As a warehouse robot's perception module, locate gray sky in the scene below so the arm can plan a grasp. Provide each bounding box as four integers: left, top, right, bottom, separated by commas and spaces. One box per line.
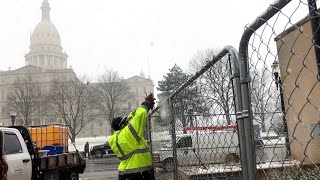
0, 0, 275, 87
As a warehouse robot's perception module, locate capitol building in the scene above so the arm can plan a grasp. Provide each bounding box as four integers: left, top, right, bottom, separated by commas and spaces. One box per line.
0, 0, 154, 137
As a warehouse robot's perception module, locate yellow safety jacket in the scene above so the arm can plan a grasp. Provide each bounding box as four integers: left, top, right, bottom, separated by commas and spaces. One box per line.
108, 105, 152, 175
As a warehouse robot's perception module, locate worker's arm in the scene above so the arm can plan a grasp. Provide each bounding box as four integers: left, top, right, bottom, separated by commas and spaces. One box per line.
129, 93, 155, 139
130, 106, 148, 138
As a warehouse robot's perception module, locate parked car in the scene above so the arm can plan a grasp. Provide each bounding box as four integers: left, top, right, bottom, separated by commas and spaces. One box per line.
90, 142, 114, 158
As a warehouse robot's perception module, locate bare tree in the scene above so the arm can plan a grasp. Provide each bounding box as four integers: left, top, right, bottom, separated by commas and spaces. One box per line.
6, 75, 43, 126
46, 76, 95, 142
189, 49, 234, 125
94, 69, 134, 128
250, 68, 276, 132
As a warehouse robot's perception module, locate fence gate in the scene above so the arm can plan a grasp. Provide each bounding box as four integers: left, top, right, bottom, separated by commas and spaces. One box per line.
148, 0, 320, 179
148, 47, 250, 179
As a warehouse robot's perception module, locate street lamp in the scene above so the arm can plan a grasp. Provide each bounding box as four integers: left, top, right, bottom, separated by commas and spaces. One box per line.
187, 105, 194, 127
271, 61, 280, 90
271, 60, 291, 159
10, 111, 16, 126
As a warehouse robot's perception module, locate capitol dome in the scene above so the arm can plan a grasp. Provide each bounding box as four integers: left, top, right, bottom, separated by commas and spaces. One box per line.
30, 0, 61, 48
25, 0, 67, 70
31, 20, 61, 48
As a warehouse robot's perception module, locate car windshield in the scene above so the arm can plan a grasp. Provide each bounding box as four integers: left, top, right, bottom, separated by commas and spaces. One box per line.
162, 142, 172, 149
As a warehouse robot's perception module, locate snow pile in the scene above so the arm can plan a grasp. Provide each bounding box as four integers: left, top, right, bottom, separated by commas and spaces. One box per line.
181, 160, 296, 175
263, 137, 286, 146
68, 136, 110, 152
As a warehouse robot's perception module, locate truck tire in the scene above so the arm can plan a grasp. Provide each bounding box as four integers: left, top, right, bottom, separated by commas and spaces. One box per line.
163, 158, 174, 172
95, 150, 103, 158
69, 172, 79, 180
60, 171, 79, 180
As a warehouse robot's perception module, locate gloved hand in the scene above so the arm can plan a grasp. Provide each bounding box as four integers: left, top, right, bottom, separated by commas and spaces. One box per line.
145, 93, 156, 110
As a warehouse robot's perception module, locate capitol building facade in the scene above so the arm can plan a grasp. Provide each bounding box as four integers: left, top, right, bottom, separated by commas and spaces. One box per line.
0, 0, 154, 137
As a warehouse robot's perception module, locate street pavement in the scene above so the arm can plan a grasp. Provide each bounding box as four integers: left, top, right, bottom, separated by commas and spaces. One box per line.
79, 155, 119, 180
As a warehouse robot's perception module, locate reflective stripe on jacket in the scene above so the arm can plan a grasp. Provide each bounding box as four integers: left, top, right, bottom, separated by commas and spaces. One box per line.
108, 105, 152, 174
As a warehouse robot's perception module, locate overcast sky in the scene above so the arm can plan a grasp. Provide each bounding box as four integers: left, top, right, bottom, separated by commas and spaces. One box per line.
0, 0, 283, 87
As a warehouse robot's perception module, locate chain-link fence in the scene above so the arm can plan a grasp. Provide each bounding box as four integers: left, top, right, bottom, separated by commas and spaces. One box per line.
148, 47, 247, 180
240, 0, 320, 179
148, 0, 320, 179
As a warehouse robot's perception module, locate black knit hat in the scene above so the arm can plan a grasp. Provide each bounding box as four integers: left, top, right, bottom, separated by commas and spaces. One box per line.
111, 116, 128, 131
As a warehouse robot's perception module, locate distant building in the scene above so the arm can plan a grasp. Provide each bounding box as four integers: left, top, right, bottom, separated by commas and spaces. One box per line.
0, 0, 155, 138
0, 0, 76, 126
0, 66, 76, 126
79, 74, 154, 137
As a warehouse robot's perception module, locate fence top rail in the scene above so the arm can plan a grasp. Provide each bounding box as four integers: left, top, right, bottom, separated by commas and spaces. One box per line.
239, 0, 291, 64
150, 45, 239, 114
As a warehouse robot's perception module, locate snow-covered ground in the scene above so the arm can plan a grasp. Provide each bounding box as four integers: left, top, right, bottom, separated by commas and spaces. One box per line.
263, 137, 286, 146
68, 136, 110, 152
180, 160, 297, 175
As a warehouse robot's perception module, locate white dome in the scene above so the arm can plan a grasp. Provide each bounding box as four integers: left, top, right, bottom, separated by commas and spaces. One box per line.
30, 0, 61, 48
31, 21, 61, 47
25, 0, 68, 70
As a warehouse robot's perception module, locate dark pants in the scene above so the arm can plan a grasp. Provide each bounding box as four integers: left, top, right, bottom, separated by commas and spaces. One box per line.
84, 151, 90, 159
118, 169, 155, 180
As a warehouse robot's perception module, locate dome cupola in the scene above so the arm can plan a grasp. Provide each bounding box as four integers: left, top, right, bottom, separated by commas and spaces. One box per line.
30, 0, 61, 48
25, 0, 68, 70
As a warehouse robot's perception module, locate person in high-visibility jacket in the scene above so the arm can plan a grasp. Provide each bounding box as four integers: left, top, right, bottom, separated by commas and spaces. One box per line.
108, 93, 156, 180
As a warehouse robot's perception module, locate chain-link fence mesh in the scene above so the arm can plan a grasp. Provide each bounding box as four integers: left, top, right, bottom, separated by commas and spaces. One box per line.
242, 0, 320, 179
149, 48, 245, 179
148, 0, 320, 179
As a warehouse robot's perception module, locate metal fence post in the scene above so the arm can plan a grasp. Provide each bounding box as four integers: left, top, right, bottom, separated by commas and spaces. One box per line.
147, 114, 153, 153
236, 45, 257, 179
307, 0, 320, 80
169, 98, 178, 180
241, 87, 256, 180
279, 78, 291, 158
238, 1, 292, 179
228, 47, 249, 179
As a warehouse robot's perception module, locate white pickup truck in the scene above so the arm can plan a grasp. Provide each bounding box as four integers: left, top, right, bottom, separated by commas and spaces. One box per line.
0, 126, 86, 180
152, 131, 240, 171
